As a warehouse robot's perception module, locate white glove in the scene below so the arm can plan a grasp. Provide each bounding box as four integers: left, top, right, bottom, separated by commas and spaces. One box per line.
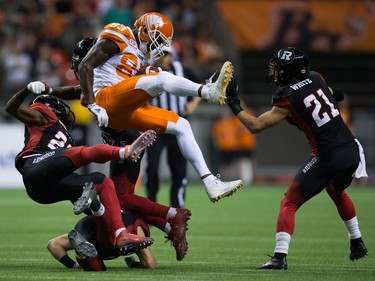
27, 81, 52, 94
88, 102, 109, 127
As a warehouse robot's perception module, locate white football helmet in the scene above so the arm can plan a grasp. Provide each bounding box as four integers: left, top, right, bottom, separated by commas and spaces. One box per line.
134, 12, 174, 60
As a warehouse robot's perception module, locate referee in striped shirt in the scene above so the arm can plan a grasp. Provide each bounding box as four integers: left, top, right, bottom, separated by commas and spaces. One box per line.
145, 46, 201, 208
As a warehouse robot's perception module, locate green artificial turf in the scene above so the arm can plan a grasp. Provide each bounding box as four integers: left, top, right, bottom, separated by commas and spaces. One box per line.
0, 184, 374, 281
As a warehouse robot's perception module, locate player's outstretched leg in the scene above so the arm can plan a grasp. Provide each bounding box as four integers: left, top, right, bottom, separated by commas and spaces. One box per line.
115, 230, 154, 255
205, 61, 234, 105
124, 129, 157, 162
205, 175, 243, 203
68, 229, 98, 258
73, 182, 97, 215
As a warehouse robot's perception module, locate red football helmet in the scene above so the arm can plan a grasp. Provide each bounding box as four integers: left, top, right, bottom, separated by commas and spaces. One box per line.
134, 12, 173, 60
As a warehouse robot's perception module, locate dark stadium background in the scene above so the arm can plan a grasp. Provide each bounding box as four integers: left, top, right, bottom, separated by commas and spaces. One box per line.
0, 0, 373, 187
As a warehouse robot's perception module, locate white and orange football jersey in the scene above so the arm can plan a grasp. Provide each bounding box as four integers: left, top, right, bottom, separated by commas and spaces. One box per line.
93, 23, 150, 93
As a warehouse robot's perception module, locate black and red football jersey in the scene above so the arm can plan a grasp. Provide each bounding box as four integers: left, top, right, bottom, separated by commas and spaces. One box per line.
272, 71, 354, 156
15, 103, 75, 171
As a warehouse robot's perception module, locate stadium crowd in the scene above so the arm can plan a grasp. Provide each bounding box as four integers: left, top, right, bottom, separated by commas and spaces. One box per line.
0, 0, 225, 108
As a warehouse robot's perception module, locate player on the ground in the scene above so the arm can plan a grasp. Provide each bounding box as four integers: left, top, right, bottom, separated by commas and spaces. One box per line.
77, 12, 243, 203
47, 211, 156, 271
226, 47, 368, 270
5, 85, 155, 254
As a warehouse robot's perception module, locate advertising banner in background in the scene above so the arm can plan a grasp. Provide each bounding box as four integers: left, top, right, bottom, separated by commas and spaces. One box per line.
0, 123, 24, 188
217, 0, 375, 52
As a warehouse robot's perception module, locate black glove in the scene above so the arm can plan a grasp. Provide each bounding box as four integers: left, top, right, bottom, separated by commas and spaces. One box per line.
226, 78, 243, 115
332, 88, 345, 102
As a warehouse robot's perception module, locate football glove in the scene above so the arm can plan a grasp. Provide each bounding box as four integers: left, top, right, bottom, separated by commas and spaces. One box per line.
226, 78, 243, 115
332, 88, 345, 102
27, 81, 52, 94
88, 102, 109, 127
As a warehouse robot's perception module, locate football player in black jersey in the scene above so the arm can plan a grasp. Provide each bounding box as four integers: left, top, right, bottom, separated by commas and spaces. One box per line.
5, 85, 156, 255
47, 211, 156, 271
226, 47, 368, 270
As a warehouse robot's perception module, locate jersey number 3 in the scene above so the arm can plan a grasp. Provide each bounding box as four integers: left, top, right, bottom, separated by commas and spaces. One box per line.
304, 89, 339, 127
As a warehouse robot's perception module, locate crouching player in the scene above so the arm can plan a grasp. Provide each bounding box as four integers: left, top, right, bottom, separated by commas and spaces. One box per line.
47, 210, 156, 271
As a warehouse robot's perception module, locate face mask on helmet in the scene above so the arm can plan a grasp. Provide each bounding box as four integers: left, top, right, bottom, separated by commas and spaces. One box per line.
134, 12, 173, 60
268, 47, 310, 86
32, 95, 76, 130
71, 37, 97, 80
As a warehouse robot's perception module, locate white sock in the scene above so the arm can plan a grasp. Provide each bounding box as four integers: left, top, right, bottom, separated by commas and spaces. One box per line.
166, 208, 177, 221
119, 147, 126, 160
274, 232, 291, 254
343, 216, 361, 239
164, 222, 171, 234
115, 227, 126, 238
165, 118, 211, 178
91, 203, 105, 217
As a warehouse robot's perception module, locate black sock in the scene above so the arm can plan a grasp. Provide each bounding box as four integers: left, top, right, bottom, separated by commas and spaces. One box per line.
200, 173, 212, 180
90, 198, 101, 212
60, 255, 76, 269
274, 253, 286, 260
198, 85, 203, 97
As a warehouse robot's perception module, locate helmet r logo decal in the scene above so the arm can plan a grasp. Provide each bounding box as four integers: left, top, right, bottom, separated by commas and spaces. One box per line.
279, 50, 294, 61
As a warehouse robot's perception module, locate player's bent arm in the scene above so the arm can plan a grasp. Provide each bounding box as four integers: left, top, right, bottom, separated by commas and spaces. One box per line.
51, 85, 81, 100
237, 106, 289, 134
5, 87, 48, 126
47, 234, 73, 260
47, 234, 79, 269
78, 39, 119, 105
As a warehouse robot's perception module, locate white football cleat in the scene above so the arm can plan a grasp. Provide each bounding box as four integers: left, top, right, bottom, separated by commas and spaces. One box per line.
125, 129, 157, 162
205, 61, 234, 105
205, 175, 243, 202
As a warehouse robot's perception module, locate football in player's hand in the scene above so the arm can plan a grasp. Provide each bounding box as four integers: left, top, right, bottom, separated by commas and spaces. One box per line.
136, 66, 162, 75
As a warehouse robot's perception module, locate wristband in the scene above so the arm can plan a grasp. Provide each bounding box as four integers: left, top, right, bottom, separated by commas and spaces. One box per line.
14, 87, 31, 101
227, 100, 243, 115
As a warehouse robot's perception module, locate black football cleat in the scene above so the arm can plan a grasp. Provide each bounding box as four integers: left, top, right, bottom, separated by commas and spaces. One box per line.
68, 229, 97, 258
73, 182, 97, 215
258, 256, 287, 270
349, 239, 368, 261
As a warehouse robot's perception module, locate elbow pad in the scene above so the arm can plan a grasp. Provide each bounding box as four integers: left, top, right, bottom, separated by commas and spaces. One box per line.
332, 88, 345, 102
